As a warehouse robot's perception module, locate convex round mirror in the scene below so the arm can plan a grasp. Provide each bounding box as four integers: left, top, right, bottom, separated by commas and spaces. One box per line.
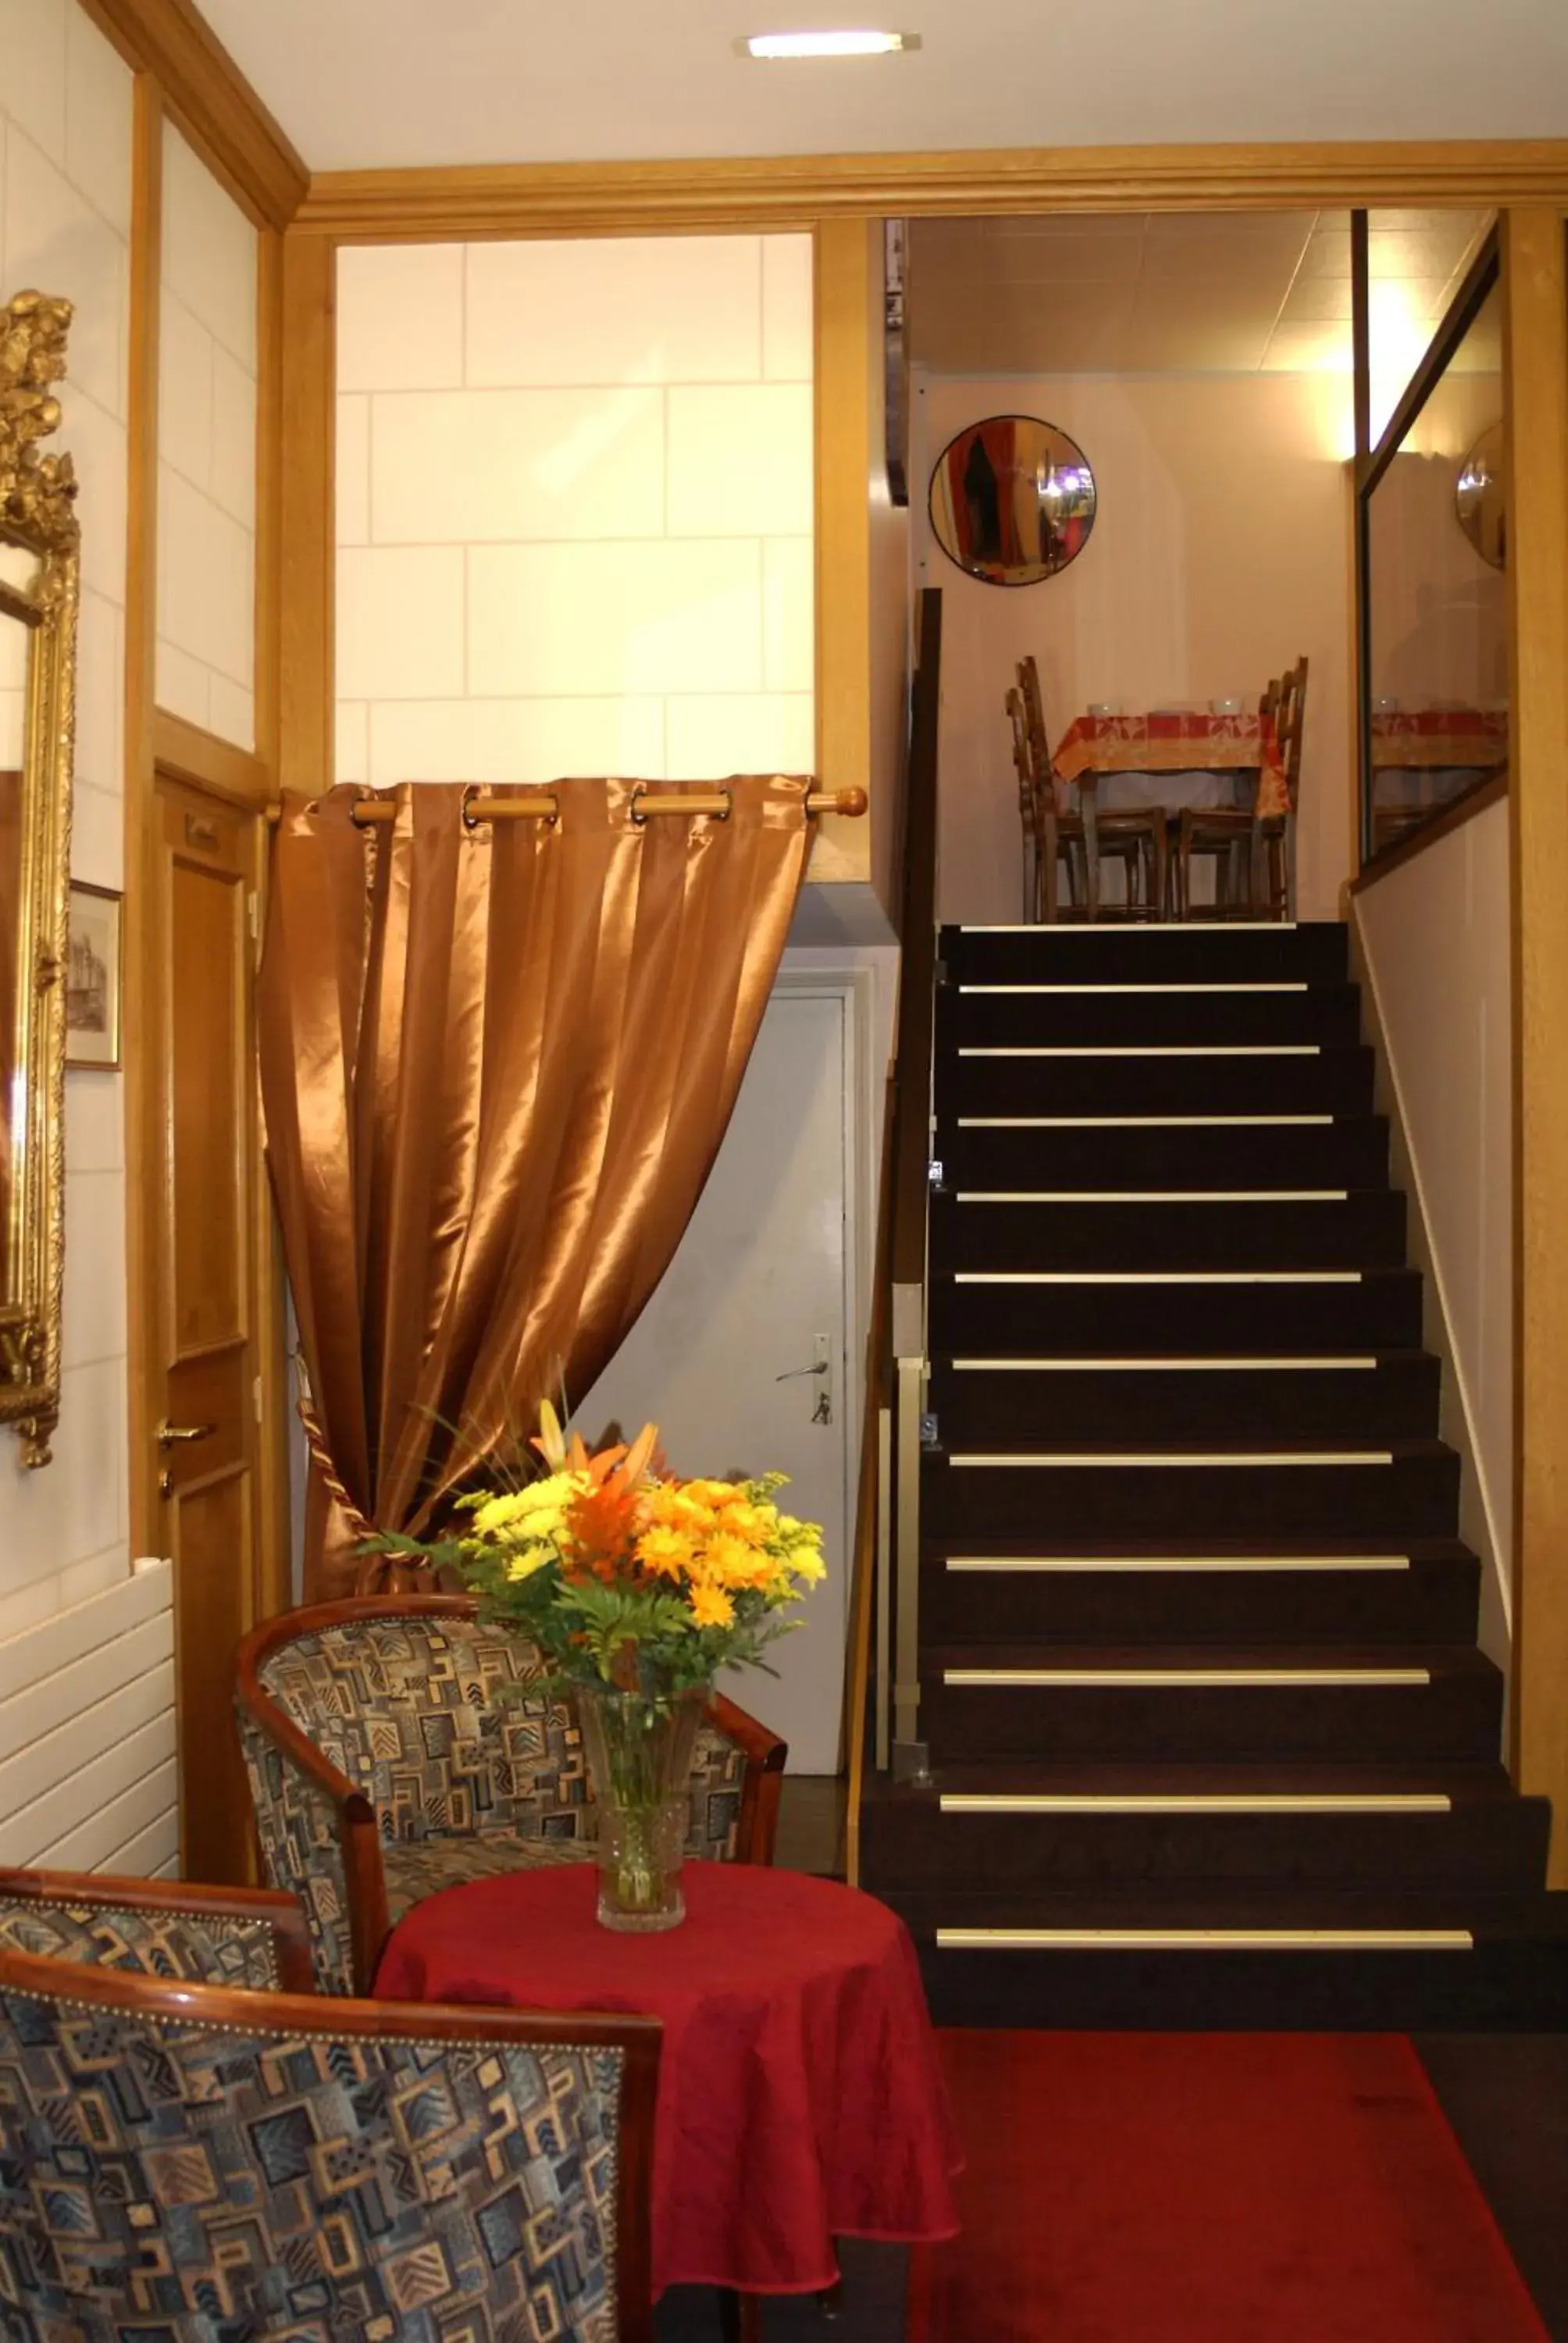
1455, 422, 1506, 570
929, 415, 1096, 587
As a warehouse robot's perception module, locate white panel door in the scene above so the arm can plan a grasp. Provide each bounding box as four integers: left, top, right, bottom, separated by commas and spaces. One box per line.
577, 988, 851, 1773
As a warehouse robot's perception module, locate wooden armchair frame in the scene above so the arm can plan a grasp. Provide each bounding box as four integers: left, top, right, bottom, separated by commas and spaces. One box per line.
236, 1592, 788, 1994
0, 1863, 316, 1992
0, 1942, 659, 2343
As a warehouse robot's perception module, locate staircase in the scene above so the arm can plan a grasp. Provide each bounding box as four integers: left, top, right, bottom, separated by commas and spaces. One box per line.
861, 918, 1568, 2028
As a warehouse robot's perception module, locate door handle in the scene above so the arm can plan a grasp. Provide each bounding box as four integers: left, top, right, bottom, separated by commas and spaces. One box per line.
157, 1420, 216, 1448
775, 1361, 829, 1382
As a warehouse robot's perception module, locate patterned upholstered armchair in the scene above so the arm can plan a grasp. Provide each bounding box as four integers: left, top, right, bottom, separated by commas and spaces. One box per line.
0, 1938, 657, 2342
0, 1864, 315, 1992
236, 1593, 788, 1993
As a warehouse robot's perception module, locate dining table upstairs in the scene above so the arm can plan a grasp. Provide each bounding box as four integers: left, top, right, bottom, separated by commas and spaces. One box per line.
1052, 707, 1290, 824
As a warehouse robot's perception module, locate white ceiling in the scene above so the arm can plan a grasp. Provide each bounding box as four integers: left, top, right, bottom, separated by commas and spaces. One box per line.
194, 0, 1568, 172
908, 209, 1493, 376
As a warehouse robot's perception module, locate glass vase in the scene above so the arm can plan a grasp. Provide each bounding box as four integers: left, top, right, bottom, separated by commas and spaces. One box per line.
575, 1683, 706, 1932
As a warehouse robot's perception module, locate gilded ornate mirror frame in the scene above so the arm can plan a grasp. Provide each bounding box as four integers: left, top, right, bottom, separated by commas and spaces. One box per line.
0, 291, 79, 1465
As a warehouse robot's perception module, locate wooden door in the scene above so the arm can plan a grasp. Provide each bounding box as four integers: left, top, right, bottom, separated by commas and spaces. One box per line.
148, 772, 265, 1881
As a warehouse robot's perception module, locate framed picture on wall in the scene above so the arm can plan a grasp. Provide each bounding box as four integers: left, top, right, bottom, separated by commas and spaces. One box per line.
65, 881, 123, 1071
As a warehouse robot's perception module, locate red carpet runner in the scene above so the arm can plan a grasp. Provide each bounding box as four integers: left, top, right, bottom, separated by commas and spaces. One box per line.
910, 2031, 1548, 2342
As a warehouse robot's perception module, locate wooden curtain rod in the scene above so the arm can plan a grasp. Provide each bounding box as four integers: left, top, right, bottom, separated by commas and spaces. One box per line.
265, 786, 868, 828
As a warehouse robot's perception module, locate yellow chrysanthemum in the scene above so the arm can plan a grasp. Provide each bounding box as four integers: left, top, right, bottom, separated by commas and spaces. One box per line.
635, 1525, 695, 1581
699, 1532, 776, 1589
717, 1499, 772, 1546
688, 1582, 734, 1629
472, 1474, 576, 1542
788, 1545, 827, 1585
504, 1543, 553, 1582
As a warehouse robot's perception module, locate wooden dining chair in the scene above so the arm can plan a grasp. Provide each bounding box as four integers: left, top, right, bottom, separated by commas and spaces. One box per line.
0, 1938, 659, 2343
1006, 682, 1086, 921
1018, 655, 1167, 920
1176, 659, 1308, 920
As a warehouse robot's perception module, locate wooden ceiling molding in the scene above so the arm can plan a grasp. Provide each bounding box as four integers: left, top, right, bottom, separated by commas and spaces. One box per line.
298, 141, 1568, 244
80, 0, 308, 228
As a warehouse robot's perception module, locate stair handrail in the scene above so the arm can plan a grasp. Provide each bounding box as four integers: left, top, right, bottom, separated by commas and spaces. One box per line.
846, 590, 942, 1878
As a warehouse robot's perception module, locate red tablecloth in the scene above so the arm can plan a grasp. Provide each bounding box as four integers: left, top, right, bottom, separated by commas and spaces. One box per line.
1054, 709, 1289, 819
1370, 707, 1509, 771
375, 1862, 961, 2298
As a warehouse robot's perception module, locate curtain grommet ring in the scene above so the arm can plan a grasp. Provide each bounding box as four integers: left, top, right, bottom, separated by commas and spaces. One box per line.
460, 786, 483, 833
628, 785, 648, 828
711, 789, 733, 823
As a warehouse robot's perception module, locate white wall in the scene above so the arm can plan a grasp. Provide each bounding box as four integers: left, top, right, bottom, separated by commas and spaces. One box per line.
0, 0, 134, 1641
1355, 797, 1513, 1660
334, 234, 816, 791
914, 369, 1356, 925
154, 121, 258, 748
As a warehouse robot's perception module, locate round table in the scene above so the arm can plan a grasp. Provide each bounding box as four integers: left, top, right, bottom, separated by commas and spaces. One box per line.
375, 1861, 961, 2299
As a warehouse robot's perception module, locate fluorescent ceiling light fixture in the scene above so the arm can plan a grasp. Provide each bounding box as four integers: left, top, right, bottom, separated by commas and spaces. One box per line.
737, 29, 919, 58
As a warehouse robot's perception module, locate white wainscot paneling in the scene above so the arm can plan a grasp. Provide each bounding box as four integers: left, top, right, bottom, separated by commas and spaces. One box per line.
157, 465, 253, 689
2, 119, 125, 417
368, 695, 667, 788
763, 537, 814, 692
337, 545, 465, 701
465, 234, 764, 388
337, 394, 370, 545
667, 386, 814, 538
665, 693, 814, 781
337, 242, 464, 392
0, 0, 68, 164
73, 588, 123, 797
369, 386, 666, 546
208, 342, 257, 530
63, 2, 133, 235
62, 390, 128, 608
162, 121, 255, 371
62, 1168, 127, 1371
469, 540, 764, 698
0, 1560, 176, 1876
762, 236, 814, 383
158, 290, 214, 489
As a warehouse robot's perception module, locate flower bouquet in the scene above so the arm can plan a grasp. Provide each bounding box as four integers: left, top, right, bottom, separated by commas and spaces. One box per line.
379, 1402, 825, 1931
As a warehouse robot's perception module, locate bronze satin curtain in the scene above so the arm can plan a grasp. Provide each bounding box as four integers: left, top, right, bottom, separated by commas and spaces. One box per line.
258, 778, 812, 1598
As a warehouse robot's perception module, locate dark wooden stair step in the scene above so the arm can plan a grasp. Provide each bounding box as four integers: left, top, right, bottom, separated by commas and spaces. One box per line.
941, 982, 1363, 1049
942, 922, 1350, 986
921, 1642, 1502, 1763
884, 1883, 1568, 2029
930, 1350, 1440, 1445
946, 1043, 1377, 1118
939, 1114, 1391, 1191
932, 1189, 1407, 1272
861, 1760, 1549, 1892
920, 1538, 1482, 1646
931, 1264, 1424, 1353
921, 1439, 1461, 1541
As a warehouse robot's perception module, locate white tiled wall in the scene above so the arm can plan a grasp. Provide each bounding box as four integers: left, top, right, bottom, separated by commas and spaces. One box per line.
335, 234, 815, 790
154, 120, 257, 750
0, 0, 132, 1636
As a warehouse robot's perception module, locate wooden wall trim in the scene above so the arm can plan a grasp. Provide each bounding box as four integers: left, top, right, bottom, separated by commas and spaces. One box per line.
813, 221, 873, 886
151, 709, 271, 809
123, 72, 164, 1575
79, 0, 306, 229
296, 139, 1568, 242
1348, 772, 1509, 893
1502, 206, 1568, 1881
277, 234, 336, 800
